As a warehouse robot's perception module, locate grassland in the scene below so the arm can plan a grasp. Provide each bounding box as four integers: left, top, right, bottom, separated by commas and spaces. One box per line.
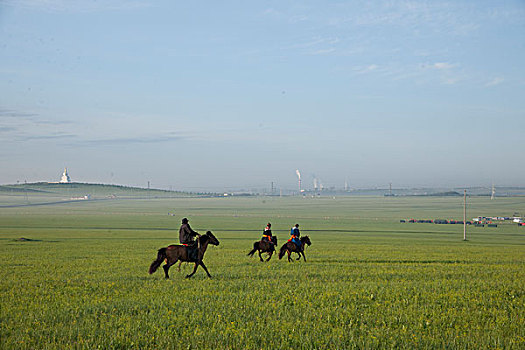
1, 192, 524, 349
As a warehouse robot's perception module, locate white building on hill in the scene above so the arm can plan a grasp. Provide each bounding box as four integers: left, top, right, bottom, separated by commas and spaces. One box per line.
60, 168, 71, 183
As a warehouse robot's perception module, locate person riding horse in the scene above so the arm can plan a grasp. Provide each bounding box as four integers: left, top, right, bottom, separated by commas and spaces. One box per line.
289, 223, 301, 248
261, 223, 274, 245
179, 218, 200, 261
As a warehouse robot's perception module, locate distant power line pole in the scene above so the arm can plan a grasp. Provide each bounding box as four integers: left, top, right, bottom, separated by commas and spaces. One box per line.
24, 182, 29, 204
463, 189, 467, 241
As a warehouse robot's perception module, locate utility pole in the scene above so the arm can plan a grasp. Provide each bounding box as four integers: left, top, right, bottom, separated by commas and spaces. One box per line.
24, 181, 29, 204
463, 189, 467, 241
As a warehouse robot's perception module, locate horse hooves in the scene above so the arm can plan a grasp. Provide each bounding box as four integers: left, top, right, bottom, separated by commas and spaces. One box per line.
185, 275, 192, 279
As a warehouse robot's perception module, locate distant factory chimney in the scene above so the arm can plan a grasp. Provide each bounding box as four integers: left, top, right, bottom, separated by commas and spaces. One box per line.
491, 183, 495, 200
296, 169, 302, 192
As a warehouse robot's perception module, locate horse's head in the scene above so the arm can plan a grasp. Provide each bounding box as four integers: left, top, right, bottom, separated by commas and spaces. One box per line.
301, 235, 312, 246
205, 231, 220, 246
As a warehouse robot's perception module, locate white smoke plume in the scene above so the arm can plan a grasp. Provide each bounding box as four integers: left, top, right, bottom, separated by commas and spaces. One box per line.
295, 169, 301, 180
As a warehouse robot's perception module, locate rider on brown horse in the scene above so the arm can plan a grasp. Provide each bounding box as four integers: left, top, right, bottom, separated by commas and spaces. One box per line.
247, 222, 278, 261
179, 218, 199, 261
289, 223, 301, 248
261, 223, 274, 245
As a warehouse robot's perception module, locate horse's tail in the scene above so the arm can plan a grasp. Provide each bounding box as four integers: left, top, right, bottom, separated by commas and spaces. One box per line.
278, 243, 288, 260
149, 247, 167, 274
247, 242, 258, 257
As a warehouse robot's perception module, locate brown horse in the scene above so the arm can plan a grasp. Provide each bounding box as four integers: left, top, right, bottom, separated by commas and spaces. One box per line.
278, 235, 311, 262
247, 236, 278, 262
149, 231, 220, 279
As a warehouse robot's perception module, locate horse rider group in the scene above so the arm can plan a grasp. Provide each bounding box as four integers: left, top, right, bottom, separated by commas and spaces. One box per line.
261, 222, 302, 248
177, 218, 304, 258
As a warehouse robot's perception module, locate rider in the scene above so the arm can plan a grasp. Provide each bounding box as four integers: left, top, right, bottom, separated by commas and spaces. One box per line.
289, 223, 301, 248
179, 218, 200, 261
261, 223, 273, 245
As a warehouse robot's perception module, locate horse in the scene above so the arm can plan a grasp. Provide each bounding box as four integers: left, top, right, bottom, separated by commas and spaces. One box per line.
247, 236, 278, 262
278, 235, 311, 262
148, 231, 220, 279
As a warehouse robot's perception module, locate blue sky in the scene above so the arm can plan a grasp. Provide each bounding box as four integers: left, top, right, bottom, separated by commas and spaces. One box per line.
1, 0, 524, 191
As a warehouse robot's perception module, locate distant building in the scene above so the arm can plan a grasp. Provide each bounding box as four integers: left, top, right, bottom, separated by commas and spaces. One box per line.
60, 168, 71, 183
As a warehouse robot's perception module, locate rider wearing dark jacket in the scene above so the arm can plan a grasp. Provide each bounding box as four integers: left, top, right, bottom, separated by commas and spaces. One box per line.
179, 218, 199, 260
262, 223, 273, 243
179, 218, 199, 245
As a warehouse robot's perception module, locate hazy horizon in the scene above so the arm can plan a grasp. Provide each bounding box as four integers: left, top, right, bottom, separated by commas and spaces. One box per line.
1, 1, 524, 191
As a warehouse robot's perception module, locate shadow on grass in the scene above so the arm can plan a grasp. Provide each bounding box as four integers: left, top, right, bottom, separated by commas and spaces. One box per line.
15, 237, 43, 242
4, 237, 60, 243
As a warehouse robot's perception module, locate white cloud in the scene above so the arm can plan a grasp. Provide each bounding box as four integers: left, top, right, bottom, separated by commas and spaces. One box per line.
310, 48, 336, 55
290, 36, 340, 50
485, 77, 504, 87
433, 62, 457, 70
443, 77, 460, 85
289, 15, 309, 23
263, 8, 281, 17
353, 64, 379, 74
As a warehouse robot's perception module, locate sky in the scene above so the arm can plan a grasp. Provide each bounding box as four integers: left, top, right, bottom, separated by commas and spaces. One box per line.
1, 0, 524, 192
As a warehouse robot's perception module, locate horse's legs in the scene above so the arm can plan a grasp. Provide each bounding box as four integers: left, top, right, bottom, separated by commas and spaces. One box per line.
287, 250, 292, 262
258, 249, 264, 262
266, 251, 273, 262
163, 258, 178, 279
178, 260, 183, 272
301, 251, 307, 262
185, 262, 199, 278
199, 261, 212, 278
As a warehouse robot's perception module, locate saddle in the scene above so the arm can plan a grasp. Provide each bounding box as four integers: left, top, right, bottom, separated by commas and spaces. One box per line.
288, 236, 301, 248
167, 243, 199, 260
262, 235, 273, 244
184, 242, 199, 261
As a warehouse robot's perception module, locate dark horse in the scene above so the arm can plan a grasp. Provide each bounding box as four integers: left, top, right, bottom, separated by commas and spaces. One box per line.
149, 231, 219, 279
278, 235, 312, 262
247, 236, 278, 262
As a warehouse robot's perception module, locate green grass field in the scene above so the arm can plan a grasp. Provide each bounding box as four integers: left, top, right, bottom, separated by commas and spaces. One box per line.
1, 193, 524, 349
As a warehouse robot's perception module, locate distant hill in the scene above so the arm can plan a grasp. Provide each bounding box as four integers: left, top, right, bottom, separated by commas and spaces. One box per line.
0, 185, 48, 193
0, 182, 212, 199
